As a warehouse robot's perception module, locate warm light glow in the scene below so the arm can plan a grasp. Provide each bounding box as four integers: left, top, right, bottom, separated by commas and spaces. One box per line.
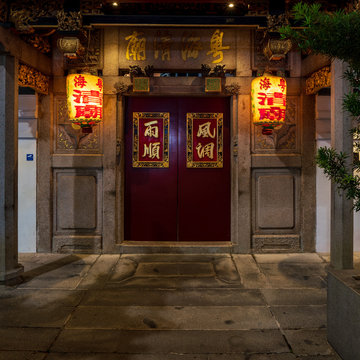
251, 73, 287, 135
66, 73, 103, 128
228, 3, 235, 8
112, 2, 118, 6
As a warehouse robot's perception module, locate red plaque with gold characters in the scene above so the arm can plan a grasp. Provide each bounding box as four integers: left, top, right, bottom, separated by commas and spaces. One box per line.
186, 113, 223, 168
133, 112, 169, 168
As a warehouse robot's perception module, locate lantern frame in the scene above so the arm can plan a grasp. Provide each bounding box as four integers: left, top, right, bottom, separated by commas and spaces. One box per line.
251, 72, 287, 135
66, 73, 103, 133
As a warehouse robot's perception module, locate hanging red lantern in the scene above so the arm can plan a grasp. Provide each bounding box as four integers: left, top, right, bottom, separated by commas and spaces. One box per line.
66, 73, 103, 133
251, 73, 287, 135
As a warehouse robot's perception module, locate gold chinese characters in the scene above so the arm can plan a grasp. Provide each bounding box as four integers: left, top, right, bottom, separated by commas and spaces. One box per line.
124, 29, 230, 64
187, 113, 223, 168
133, 112, 170, 168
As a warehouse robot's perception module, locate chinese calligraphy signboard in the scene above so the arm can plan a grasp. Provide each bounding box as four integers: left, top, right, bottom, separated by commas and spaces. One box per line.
133, 77, 150, 92
186, 113, 223, 168
251, 73, 287, 135
119, 28, 235, 70
133, 112, 170, 168
66, 73, 103, 128
205, 77, 222, 92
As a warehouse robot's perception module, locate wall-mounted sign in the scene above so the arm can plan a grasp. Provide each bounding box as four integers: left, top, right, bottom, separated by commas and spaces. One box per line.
26, 154, 34, 161
133, 112, 170, 168
119, 28, 235, 70
186, 112, 223, 168
205, 77, 222, 92
133, 77, 150, 92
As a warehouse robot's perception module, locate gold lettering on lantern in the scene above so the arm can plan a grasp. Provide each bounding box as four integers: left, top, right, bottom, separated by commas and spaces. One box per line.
181, 32, 202, 61
196, 142, 215, 159
125, 31, 146, 60
197, 122, 215, 139
207, 29, 230, 64
154, 31, 171, 61
144, 120, 159, 138
143, 142, 161, 159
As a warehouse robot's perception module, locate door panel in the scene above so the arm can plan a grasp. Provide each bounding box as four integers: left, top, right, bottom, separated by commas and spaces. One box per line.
124, 97, 178, 241
124, 96, 230, 242
177, 97, 230, 241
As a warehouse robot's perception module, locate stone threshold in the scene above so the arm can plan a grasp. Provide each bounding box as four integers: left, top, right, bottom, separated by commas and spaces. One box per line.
115, 241, 233, 254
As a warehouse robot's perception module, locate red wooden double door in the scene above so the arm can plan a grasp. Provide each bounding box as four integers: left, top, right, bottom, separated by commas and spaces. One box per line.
125, 97, 230, 242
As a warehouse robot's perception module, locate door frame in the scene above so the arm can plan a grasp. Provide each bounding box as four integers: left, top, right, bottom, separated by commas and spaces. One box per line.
114, 83, 251, 254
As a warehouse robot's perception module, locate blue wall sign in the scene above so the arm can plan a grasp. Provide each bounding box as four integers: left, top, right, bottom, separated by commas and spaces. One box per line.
26, 154, 34, 161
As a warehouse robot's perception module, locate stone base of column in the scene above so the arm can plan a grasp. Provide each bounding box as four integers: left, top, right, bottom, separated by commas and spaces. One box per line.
0, 265, 24, 283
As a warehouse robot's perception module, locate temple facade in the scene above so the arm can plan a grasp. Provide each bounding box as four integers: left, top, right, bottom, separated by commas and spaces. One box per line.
0, 0, 355, 280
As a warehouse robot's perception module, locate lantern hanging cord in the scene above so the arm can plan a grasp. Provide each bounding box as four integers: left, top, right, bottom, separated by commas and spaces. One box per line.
83, 29, 92, 73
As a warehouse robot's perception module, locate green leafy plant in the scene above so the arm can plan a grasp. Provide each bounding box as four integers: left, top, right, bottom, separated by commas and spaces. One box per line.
280, 2, 360, 210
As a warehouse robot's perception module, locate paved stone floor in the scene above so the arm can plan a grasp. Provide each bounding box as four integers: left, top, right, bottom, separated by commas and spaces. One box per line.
1, 252, 355, 360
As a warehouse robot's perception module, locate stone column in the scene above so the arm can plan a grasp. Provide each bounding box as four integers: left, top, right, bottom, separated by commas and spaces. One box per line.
102, 27, 119, 252
0, 53, 23, 281
330, 59, 353, 269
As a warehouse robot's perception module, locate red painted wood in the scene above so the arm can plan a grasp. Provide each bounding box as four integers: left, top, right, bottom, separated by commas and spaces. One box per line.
124, 96, 230, 242
177, 97, 230, 241
125, 97, 178, 241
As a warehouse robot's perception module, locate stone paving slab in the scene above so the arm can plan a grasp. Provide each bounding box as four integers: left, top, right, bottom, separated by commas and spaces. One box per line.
249, 355, 297, 360
270, 305, 327, 329
0, 305, 74, 327
44, 354, 248, 360
51, 329, 289, 354
45, 355, 343, 360
67, 305, 278, 330
135, 262, 215, 277
213, 257, 241, 283
284, 329, 334, 356
0, 328, 60, 351
18, 263, 91, 289
0, 351, 47, 360
121, 254, 231, 262
276, 263, 327, 277
254, 254, 324, 264
18, 276, 86, 290
18, 254, 98, 271
0, 253, 345, 359
296, 356, 342, 360
22, 264, 91, 279
232, 255, 268, 288
18, 253, 70, 267
106, 276, 243, 288
261, 289, 327, 305
257, 263, 327, 288
110, 258, 138, 282
45, 354, 310, 360
80, 288, 266, 306
250, 355, 341, 360
77, 255, 120, 289
0, 288, 83, 306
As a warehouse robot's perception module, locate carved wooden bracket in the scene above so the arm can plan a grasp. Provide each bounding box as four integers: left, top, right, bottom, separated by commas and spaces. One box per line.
18, 63, 49, 94
306, 66, 331, 95
224, 84, 241, 95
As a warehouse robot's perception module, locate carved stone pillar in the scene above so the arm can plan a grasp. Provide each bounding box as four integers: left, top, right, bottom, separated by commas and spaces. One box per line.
0, 53, 23, 281
330, 59, 354, 269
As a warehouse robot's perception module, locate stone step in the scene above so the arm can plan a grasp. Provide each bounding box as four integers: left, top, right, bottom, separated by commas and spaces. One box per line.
50, 329, 289, 354
81, 289, 265, 307
66, 305, 277, 330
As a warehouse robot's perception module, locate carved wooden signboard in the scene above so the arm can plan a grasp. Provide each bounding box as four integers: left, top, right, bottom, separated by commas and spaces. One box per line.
186, 112, 223, 168
132, 112, 169, 168
119, 28, 236, 70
